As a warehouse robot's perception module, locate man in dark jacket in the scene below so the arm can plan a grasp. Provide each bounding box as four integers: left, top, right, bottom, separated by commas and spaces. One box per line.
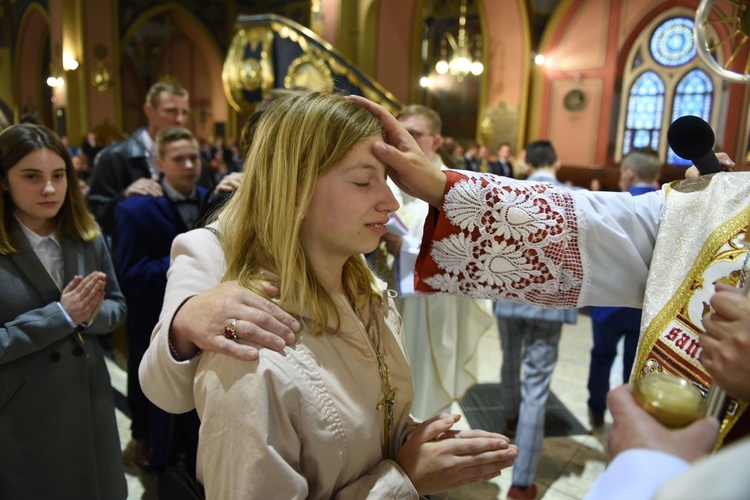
87, 82, 190, 236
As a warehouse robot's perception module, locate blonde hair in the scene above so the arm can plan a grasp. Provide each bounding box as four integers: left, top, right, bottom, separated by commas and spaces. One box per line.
219, 91, 385, 335
145, 81, 189, 109
0, 124, 98, 255
396, 104, 442, 135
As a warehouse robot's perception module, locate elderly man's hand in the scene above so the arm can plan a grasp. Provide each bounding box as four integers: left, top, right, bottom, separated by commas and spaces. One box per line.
348, 96, 447, 208
684, 152, 735, 179
607, 384, 718, 462
701, 284, 750, 400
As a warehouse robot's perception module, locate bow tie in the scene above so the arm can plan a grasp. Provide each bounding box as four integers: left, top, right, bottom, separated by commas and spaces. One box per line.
173, 198, 199, 205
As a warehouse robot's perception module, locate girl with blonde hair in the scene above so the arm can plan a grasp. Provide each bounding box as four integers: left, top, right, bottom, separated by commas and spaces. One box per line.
193, 91, 517, 498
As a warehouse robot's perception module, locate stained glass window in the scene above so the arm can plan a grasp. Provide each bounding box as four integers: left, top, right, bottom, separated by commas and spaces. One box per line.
620, 13, 719, 166
667, 69, 714, 164
622, 71, 665, 156
650, 17, 697, 67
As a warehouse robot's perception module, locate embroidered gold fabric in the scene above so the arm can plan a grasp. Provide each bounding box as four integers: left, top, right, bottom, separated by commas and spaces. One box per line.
634, 173, 750, 445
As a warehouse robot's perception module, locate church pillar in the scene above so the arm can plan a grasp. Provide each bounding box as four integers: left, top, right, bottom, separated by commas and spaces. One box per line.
82, 0, 120, 137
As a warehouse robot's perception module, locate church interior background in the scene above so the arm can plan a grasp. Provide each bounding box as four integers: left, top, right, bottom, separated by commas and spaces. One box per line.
2, 0, 750, 498
4, 0, 750, 187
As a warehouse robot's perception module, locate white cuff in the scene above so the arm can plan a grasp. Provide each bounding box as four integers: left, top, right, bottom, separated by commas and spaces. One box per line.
585, 449, 689, 500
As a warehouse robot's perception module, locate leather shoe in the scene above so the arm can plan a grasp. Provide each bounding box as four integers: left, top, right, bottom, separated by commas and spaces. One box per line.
504, 418, 518, 437
134, 439, 152, 469
588, 409, 605, 429
507, 483, 537, 499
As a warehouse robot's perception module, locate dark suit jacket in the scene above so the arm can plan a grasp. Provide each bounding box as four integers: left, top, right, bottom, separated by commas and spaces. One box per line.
87, 127, 152, 236
464, 157, 514, 178
88, 128, 214, 236
491, 159, 514, 178
113, 188, 210, 351
0, 223, 127, 499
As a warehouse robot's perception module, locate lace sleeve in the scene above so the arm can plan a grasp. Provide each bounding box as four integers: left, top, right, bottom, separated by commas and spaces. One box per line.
415, 171, 585, 308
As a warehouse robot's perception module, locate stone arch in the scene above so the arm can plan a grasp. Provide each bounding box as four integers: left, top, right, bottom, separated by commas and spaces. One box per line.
120, 2, 226, 140
14, 4, 52, 126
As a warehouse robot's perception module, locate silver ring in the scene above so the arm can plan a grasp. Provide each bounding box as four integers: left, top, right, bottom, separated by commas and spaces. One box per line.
223, 319, 238, 340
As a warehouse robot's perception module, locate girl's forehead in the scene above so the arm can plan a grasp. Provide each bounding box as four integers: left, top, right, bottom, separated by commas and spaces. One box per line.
10, 148, 65, 171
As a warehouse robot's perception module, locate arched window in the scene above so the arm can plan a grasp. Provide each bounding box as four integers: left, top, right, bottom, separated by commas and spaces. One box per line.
668, 69, 715, 165
616, 12, 723, 165
623, 71, 665, 156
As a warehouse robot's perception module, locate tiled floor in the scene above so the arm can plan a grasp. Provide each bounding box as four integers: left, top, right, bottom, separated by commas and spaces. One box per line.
433, 312, 615, 499
113, 312, 621, 499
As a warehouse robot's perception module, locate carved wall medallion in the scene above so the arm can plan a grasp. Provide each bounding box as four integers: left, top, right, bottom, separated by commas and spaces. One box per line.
563, 88, 587, 111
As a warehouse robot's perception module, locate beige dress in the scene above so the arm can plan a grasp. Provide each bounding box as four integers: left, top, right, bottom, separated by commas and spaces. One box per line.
138, 226, 419, 497
194, 291, 419, 499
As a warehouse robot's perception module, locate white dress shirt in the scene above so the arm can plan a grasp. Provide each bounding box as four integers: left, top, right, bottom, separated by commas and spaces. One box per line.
17, 218, 76, 327
17, 219, 63, 289
140, 128, 160, 179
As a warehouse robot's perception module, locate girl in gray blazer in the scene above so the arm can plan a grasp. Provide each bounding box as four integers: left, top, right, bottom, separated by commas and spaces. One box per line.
0, 124, 127, 499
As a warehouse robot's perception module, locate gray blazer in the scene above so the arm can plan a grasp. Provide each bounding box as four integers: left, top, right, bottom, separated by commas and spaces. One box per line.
0, 222, 127, 499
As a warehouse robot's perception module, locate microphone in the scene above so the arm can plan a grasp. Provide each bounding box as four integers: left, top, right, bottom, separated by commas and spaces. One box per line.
667, 115, 721, 175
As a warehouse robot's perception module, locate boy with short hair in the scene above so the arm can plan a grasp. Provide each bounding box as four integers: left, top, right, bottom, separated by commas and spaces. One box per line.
114, 126, 209, 474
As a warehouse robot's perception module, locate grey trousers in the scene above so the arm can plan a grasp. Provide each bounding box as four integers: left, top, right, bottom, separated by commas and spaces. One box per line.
497, 316, 563, 487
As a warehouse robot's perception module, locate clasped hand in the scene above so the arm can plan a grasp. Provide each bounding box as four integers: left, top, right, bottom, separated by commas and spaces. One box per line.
60, 271, 107, 326
701, 283, 750, 401
396, 414, 518, 495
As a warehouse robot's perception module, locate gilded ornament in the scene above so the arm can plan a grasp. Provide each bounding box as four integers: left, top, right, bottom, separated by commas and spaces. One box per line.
239, 58, 263, 91
284, 53, 334, 92
222, 26, 274, 114
479, 116, 493, 146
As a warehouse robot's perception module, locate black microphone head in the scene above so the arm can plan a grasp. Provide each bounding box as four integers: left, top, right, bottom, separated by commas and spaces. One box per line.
667, 115, 715, 160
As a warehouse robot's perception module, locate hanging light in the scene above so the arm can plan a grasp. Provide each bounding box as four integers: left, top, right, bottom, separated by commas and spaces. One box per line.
435, 0, 483, 82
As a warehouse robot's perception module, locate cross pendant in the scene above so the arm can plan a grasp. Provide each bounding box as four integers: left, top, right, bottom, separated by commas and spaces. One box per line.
378, 387, 399, 423
377, 385, 399, 457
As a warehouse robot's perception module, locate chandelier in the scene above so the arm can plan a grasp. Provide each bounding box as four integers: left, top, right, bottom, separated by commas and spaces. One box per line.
435, 0, 483, 82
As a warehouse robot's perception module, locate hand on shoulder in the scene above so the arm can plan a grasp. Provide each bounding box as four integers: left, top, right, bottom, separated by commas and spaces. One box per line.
169, 280, 300, 361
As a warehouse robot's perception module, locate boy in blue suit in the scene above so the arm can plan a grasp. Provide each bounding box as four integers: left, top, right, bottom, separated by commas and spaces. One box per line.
114, 126, 209, 475
587, 148, 661, 427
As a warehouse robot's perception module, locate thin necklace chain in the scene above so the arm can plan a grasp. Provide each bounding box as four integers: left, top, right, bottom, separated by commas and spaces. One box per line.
350, 294, 399, 458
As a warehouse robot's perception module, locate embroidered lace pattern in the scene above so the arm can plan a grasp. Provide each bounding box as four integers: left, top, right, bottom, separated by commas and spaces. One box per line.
422, 173, 583, 308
